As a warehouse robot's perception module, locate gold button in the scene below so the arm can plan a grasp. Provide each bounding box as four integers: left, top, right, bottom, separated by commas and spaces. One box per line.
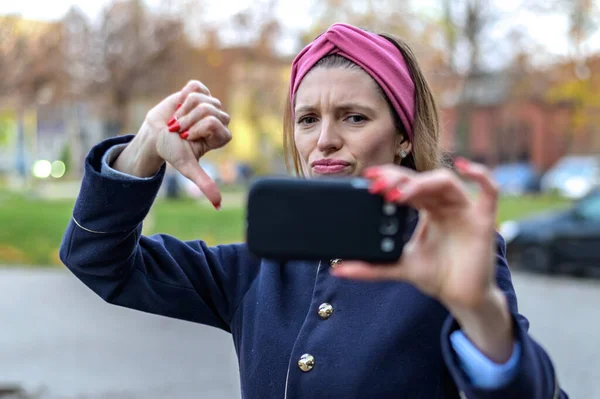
330, 258, 342, 268
318, 303, 333, 319
298, 354, 315, 372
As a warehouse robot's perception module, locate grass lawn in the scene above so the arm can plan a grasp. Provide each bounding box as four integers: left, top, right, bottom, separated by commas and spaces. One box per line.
0, 188, 571, 267
496, 194, 571, 223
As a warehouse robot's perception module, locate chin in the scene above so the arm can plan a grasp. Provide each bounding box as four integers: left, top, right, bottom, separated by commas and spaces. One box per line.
312, 173, 350, 178
310, 169, 356, 178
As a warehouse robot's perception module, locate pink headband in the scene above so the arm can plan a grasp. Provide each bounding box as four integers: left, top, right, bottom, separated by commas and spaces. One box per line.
290, 23, 416, 141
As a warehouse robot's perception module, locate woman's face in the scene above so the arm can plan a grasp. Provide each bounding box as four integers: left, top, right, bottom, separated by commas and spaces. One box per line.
293, 67, 410, 177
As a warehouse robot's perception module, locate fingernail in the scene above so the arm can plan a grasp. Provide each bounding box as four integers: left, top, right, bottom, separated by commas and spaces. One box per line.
213, 202, 221, 210
385, 188, 402, 202
369, 179, 387, 194
176, 103, 182, 111
364, 167, 380, 179
168, 121, 181, 133
454, 158, 469, 170
180, 131, 189, 139
167, 116, 177, 126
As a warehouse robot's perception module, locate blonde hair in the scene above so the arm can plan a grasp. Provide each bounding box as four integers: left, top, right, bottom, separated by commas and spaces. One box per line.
283, 32, 443, 175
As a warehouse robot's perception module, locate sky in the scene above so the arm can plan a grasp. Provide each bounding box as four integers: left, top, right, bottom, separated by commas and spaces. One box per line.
2, 0, 599, 67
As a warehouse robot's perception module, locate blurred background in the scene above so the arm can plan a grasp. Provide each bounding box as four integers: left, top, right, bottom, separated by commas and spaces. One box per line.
1, 0, 599, 398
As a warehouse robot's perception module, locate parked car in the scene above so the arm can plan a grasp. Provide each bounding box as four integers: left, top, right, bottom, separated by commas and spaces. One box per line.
491, 162, 541, 195
540, 155, 600, 199
499, 188, 600, 274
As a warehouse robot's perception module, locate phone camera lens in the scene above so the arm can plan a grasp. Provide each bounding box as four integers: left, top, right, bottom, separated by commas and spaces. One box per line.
383, 203, 396, 215
380, 217, 399, 235
381, 238, 395, 252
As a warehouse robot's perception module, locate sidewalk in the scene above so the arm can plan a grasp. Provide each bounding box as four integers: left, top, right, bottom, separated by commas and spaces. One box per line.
0, 268, 241, 399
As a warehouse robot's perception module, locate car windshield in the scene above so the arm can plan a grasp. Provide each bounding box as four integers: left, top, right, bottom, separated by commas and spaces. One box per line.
576, 192, 600, 220
492, 164, 533, 182
551, 158, 597, 178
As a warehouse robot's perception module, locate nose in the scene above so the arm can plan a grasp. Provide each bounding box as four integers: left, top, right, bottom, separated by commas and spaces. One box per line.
316, 119, 343, 153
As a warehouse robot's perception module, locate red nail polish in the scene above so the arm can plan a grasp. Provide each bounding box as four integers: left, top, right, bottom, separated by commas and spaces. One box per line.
180, 131, 189, 139
176, 103, 182, 111
364, 168, 380, 179
368, 179, 388, 194
213, 202, 221, 210
168, 121, 181, 133
454, 158, 469, 170
385, 188, 402, 202
167, 116, 177, 126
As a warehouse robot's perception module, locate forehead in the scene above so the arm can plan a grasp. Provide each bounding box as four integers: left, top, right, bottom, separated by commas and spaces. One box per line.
294, 67, 384, 108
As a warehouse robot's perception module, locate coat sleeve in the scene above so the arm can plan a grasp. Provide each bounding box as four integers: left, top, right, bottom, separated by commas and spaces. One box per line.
440, 233, 569, 399
59, 135, 261, 332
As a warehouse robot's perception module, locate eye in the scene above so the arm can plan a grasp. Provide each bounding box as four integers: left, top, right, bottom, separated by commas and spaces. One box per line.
346, 114, 367, 124
297, 115, 318, 125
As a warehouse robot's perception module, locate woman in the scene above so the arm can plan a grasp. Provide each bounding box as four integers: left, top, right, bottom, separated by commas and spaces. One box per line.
60, 23, 567, 398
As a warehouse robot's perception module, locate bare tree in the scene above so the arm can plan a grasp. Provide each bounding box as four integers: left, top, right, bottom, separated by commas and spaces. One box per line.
526, 0, 600, 152
0, 15, 67, 178
0, 16, 66, 108
305, 0, 416, 45
102, 0, 184, 135
438, 0, 498, 157
61, 0, 184, 138
223, 1, 291, 172
0, 16, 21, 100
526, 0, 599, 63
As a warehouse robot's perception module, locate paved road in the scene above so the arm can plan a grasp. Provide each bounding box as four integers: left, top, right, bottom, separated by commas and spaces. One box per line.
1, 267, 598, 398
0, 268, 240, 399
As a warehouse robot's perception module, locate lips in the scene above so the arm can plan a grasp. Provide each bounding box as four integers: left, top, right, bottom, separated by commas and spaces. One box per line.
311, 159, 351, 175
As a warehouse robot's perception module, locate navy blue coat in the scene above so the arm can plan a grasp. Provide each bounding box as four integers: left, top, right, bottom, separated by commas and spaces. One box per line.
60, 136, 567, 398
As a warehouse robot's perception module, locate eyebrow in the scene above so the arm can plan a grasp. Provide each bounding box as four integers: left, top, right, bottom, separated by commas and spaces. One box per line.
295, 103, 377, 115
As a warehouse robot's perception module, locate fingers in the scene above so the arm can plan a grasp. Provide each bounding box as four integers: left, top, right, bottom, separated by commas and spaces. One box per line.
148, 81, 226, 209
152, 80, 212, 123
177, 99, 230, 131
330, 260, 409, 282
363, 165, 468, 212
178, 93, 223, 117
185, 116, 232, 148
177, 80, 211, 106
363, 165, 415, 202
176, 158, 222, 209
454, 157, 499, 213
401, 169, 469, 207
167, 93, 230, 141
167, 81, 216, 129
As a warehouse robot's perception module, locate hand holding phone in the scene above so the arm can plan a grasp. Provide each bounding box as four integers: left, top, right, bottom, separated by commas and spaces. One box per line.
245, 176, 411, 263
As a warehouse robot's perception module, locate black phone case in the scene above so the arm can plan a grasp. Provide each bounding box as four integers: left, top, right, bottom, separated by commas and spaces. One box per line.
245, 176, 410, 263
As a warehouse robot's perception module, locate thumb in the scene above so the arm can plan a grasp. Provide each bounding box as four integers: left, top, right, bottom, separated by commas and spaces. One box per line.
178, 159, 222, 209
153, 91, 182, 121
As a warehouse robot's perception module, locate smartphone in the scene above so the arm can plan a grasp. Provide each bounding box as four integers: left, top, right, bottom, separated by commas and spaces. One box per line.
245, 176, 411, 263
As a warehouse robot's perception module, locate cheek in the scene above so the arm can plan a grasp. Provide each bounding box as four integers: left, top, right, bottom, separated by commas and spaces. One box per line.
293, 132, 312, 160
352, 131, 398, 166
293, 133, 313, 175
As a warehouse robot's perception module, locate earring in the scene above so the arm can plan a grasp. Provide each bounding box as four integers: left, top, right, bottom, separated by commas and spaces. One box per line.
400, 150, 407, 159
